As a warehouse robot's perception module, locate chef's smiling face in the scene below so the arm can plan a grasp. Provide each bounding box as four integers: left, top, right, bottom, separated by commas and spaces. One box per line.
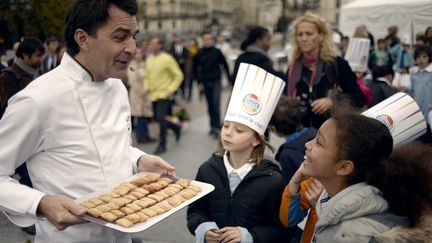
84, 5, 138, 81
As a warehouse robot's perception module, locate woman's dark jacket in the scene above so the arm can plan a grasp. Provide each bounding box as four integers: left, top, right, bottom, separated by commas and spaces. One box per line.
187, 153, 287, 243
293, 56, 365, 128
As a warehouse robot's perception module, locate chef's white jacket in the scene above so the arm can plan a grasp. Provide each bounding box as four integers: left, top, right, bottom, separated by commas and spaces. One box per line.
0, 52, 145, 242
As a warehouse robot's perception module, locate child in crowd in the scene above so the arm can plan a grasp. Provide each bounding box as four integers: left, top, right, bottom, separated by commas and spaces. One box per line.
270, 96, 317, 184
410, 45, 432, 144
280, 110, 432, 242
368, 38, 393, 72
368, 66, 397, 107
187, 63, 287, 243
353, 69, 373, 107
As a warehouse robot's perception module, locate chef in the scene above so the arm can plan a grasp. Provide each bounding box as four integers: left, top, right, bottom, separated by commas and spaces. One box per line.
0, 0, 174, 242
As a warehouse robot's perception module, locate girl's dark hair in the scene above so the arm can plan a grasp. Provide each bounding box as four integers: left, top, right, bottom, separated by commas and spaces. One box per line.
16, 37, 44, 59
331, 112, 393, 185
64, 0, 137, 56
270, 97, 303, 136
217, 130, 273, 165
414, 45, 432, 62
367, 142, 432, 226
240, 26, 268, 51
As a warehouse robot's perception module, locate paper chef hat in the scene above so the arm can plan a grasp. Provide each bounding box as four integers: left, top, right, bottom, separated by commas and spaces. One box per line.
224, 63, 286, 135
345, 38, 370, 72
362, 92, 427, 147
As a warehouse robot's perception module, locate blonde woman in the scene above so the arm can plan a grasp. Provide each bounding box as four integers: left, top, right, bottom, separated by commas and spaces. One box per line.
287, 12, 365, 128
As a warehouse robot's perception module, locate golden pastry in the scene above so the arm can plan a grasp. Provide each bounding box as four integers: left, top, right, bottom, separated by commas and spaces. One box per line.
144, 175, 160, 183
108, 192, 121, 198
186, 185, 202, 192
163, 187, 179, 196
125, 213, 140, 223
116, 218, 133, 228
110, 209, 126, 218
123, 194, 138, 201
172, 194, 186, 203
130, 177, 148, 187
167, 197, 182, 207
179, 189, 196, 199
159, 177, 174, 184
154, 191, 169, 199
143, 183, 163, 192
126, 203, 142, 212
87, 208, 103, 218
96, 204, 112, 213
130, 191, 145, 199
111, 198, 127, 207
105, 202, 120, 210
88, 198, 104, 206
176, 178, 190, 188
113, 186, 130, 196
120, 206, 135, 215
136, 212, 149, 223
119, 197, 132, 204
132, 188, 150, 196
157, 180, 169, 187
134, 200, 151, 208
100, 212, 118, 222
147, 194, 164, 202
141, 208, 158, 217
167, 184, 183, 190
141, 197, 157, 206
80, 201, 95, 209
119, 182, 136, 190
98, 195, 113, 203
157, 202, 172, 211
149, 205, 166, 215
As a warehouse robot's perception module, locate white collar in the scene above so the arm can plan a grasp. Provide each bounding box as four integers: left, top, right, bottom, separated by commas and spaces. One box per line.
61, 52, 94, 82
223, 151, 254, 180
411, 63, 432, 73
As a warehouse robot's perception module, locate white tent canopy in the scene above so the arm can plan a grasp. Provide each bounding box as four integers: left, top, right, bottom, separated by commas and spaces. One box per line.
339, 0, 432, 44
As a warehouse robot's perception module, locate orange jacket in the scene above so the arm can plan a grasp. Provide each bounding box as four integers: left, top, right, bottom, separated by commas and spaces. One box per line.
279, 178, 318, 243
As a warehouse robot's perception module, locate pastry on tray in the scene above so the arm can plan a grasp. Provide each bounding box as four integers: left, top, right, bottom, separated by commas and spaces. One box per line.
81, 174, 202, 228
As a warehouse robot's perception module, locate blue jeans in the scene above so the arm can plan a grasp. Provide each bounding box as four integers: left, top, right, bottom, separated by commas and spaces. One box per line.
134, 116, 150, 141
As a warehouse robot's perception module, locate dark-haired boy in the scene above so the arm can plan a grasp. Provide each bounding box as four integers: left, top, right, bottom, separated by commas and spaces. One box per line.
270, 96, 317, 184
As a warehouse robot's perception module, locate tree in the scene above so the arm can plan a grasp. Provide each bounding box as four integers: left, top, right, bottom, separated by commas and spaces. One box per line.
2, 0, 72, 46
30, 0, 73, 40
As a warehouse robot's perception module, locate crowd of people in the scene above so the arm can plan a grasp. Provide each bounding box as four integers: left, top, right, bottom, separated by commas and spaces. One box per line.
0, 0, 431, 242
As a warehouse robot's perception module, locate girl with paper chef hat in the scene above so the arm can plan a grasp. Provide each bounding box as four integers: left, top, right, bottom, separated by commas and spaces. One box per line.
280, 93, 430, 243
187, 63, 290, 243
287, 12, 365, 129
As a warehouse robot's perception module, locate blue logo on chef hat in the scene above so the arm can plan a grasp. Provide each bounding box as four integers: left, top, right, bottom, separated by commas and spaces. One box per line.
375, 114, 395, 132
242, 94, 261, 115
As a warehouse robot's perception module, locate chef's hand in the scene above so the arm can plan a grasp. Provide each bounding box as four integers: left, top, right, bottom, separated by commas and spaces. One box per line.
138, 154, 176, 176
37, 195, 87, 230
311, 97, 333, 115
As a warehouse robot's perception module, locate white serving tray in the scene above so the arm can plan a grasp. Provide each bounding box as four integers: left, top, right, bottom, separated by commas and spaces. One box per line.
75, 172, 214, 233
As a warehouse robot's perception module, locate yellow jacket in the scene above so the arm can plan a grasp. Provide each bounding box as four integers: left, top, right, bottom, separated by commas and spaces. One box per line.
144, 52, 183, 101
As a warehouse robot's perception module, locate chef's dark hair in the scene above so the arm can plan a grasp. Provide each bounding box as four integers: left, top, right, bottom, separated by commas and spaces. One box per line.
64, 0, 137, 56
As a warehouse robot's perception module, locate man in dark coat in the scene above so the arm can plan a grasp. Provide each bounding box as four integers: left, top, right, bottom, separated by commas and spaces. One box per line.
192, 32, 230, 138
0, 36, 44, 235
